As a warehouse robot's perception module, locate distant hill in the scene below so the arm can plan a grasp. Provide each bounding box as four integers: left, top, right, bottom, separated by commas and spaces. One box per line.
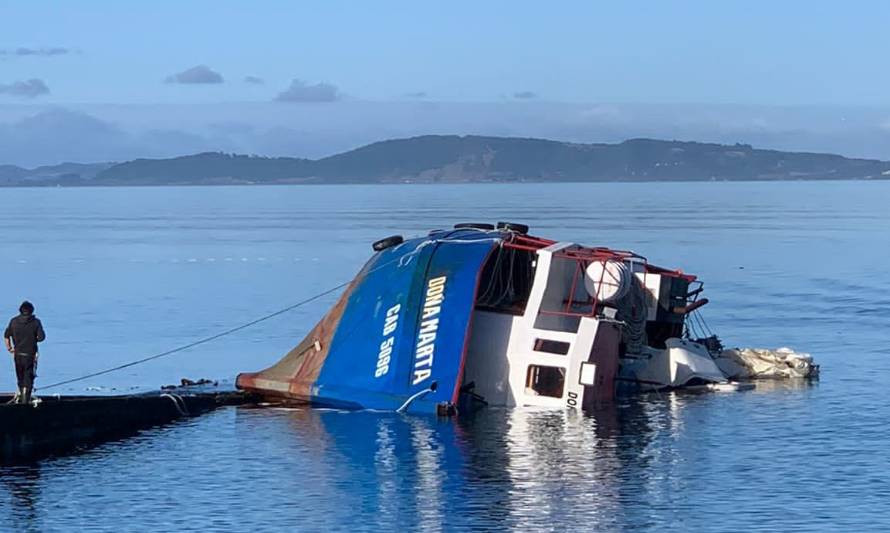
0, 161, 113, 185
4, 136, 890, 186
93, 153, 312, 185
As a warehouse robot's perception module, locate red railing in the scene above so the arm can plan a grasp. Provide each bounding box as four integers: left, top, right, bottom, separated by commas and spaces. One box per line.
504, 233, 695, 281
502, 233, 696, 320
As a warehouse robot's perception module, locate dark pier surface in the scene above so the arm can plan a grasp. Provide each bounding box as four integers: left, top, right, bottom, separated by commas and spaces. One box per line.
1, 390, 253, 464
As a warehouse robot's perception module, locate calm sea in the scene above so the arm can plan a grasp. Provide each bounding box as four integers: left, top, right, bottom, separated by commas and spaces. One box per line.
0, 182, 888, 531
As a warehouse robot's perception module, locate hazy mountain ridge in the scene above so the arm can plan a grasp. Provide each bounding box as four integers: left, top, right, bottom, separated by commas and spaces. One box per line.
94, 153, 313, 185
0, 161, 113, 184
3, 135, 889, 186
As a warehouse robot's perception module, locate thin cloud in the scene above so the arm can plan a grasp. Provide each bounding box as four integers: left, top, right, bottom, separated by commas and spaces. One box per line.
405, 91, 428, 98
513, 91, 538, 100
0, 79, 50, 98
275, 79, 341, 102
0, 47, 73, 57
164, 65, 224, 84
244, 76, 264, 85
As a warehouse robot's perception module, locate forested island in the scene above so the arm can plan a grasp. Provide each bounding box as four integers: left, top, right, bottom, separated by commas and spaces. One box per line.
2, 135, 888, 186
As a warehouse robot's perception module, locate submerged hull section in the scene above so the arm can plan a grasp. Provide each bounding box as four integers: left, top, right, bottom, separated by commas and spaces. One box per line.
236, 230, 499, 414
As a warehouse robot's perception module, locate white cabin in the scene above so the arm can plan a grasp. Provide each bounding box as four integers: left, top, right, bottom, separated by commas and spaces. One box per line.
461, 234, 728, 411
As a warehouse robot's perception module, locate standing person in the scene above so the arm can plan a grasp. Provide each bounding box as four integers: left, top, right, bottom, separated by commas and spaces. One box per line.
4, 301, 46, 405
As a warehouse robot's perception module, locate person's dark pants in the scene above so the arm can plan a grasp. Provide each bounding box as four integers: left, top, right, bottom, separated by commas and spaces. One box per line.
14, 353, 35, 403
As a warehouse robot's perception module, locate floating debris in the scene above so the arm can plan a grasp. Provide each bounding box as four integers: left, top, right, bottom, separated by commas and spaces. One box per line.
715, 347, 819, 380
161, 377, 218, 391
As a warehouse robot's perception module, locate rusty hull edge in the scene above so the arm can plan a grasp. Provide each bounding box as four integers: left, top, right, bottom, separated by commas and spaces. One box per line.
235, 275, 360, 403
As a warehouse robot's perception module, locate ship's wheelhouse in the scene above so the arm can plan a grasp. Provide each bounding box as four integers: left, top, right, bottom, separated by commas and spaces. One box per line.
462, 232, 704, 410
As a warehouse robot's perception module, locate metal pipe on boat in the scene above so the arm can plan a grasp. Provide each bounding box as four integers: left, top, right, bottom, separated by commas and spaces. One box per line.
673, 298, 709, 315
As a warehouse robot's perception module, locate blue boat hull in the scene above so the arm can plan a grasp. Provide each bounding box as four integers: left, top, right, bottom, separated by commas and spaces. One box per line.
237, 230, 500, 414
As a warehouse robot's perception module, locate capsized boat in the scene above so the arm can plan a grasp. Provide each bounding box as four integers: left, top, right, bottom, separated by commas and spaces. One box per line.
236, 223, 806, 415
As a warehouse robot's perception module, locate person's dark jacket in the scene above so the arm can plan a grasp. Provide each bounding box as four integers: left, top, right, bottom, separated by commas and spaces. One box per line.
4, 314, 46, 355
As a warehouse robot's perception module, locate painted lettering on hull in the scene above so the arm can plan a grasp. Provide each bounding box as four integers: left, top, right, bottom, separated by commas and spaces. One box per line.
375, 303, 401, 378
412, 276, 447, 385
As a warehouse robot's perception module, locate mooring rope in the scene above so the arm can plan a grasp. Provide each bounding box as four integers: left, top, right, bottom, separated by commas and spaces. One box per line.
160, 392, 190, 416
36, 279, 354, 392
36, 230, 501, 392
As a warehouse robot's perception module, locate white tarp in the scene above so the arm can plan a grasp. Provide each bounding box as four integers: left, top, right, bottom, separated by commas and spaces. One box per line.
625, 338, 728, 390
714, 347, 819, 380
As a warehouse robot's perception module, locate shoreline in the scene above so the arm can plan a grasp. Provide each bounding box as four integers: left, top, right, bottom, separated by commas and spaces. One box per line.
2, 176, 888, 189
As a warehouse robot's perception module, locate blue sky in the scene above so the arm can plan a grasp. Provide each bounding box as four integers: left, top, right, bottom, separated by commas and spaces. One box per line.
3, 0, 890, 105
2, 1, 890, 166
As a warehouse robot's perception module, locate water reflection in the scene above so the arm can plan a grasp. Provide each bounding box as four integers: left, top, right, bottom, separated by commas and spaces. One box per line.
0, 381, 824, 531
750, 378, 820, 393
0, 464, 41, 528
231, 399, 675, 531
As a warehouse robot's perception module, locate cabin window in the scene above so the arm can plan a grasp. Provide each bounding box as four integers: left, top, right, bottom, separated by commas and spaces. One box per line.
525, 365, 566, 398
533, 338, 570, 355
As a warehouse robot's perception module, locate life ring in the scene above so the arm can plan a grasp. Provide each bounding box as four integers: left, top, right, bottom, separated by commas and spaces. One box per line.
453, 223, 495, 230
372, 235, 404, 252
